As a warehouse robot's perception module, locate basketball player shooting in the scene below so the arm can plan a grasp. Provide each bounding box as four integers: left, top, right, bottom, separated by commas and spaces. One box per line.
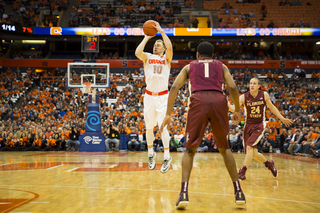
229, 78, 293, 180
160, 41, 246, 209
135, 21, 173, 173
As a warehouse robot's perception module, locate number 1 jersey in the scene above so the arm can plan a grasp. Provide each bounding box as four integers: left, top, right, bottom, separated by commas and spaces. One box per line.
144, 53, 170, 92
244, 90, 266, 124
188, 59, 223, 93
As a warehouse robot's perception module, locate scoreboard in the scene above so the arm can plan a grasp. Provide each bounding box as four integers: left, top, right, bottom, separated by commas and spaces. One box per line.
1, 24, 33, 34
81, 35, 99, 53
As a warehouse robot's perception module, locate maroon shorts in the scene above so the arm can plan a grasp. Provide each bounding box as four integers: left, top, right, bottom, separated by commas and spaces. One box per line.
244, 122, 265, 152
184, 91, 229, 150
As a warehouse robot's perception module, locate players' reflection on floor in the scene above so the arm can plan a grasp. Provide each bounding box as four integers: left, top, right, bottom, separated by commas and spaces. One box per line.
274, 180, 279, 189
148, 197, 155, 213
161, 196, 172, 213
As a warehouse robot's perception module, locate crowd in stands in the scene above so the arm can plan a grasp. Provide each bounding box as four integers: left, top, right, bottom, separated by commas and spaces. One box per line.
3, 0, 69, 27
212, 0, 319, 28
0, 67, 319, 158
0, 2, 20, 26
10, 44, 46, 59
69, 0, 186, 28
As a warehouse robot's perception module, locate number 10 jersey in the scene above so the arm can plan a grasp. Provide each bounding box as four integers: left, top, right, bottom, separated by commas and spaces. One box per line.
144, 53, 170, 92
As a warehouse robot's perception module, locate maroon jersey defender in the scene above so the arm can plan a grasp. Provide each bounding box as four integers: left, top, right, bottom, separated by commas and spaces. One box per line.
161, 41, 245, 210
243, 90, 267, 150
189, 59, 223, 93
229, 77, 293, 181
186, 58, 229, 149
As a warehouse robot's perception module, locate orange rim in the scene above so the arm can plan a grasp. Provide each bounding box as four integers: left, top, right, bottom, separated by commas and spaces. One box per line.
82, 82, 94, 92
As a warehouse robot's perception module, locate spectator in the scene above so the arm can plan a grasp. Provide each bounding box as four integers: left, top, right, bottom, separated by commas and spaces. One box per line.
294, 65, 301, 76
67, 126, 80, 151
169, 135, 179, 152
233, 8, 238, 14
279, 129, 288, 152
239, 13, 245, 20
128, 127, 140, 151
284, 0, 291, 6
197, 135, 210, 152
105, 122, 120, 151
279, 0, 284, 6
267, 20, 275, 28
259, 133, 274, 153
261, 2, 267, 18
207, 17, 211, 27
228, 129, 238, 152
154, 135, 163, 152
191, 16, 198, 28
293, 128, 312, 155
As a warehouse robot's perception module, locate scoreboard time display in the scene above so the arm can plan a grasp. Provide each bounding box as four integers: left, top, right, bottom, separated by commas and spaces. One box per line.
81, 35, 99, 53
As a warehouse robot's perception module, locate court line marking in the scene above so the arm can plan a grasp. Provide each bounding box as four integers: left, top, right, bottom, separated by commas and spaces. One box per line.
65, 167, 80, 172
1, 184, 319, 206
29, 202, 50, 204
0, 163, 12, 166
46, 164, 64, 170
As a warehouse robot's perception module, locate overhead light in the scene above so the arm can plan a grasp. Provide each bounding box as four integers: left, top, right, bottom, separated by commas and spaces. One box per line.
316, 41, 320, 45
22, 40, 46, 44
57, 16, 60, 18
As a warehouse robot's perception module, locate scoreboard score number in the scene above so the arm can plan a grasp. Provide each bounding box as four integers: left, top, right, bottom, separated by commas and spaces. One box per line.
81, 35, 99, 53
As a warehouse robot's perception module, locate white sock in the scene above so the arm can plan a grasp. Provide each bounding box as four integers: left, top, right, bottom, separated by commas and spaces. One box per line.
147, 129, 154, 156
161, 127, 170, 159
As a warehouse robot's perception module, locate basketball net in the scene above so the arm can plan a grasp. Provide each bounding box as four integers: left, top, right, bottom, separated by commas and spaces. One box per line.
81, 82, 96, 102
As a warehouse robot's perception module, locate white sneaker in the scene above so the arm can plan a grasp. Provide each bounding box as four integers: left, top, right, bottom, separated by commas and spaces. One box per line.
148, 152, 156, 170
160, 157, 172, 173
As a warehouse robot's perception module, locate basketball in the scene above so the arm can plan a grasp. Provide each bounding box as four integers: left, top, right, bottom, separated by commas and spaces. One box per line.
143, 20, 158, 36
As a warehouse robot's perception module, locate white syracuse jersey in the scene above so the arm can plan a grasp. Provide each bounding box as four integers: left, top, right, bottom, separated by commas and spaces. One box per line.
144, 53, 170, 92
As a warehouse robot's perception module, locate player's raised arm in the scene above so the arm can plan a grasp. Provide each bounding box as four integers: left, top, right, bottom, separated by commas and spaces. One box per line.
264, 92, 293, 127
135, 35, 154, 63
154, 21, 173, 63
222, 64, 240, 123
160, 65, 189, 133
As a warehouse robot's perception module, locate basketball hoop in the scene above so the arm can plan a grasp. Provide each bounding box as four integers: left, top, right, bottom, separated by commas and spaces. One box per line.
81, 82, 94, 94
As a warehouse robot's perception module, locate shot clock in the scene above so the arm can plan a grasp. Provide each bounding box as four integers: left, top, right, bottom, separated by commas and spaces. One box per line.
81, 35, 99, 53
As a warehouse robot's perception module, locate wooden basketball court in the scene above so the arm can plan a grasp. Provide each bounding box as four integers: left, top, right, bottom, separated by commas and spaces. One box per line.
0, 151, 319, 213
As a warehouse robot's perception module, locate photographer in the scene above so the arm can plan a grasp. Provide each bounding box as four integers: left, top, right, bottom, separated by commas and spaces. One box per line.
259, 133, 274, 153
127, 127, 140, 151
153, 135, 163, 152
105, 122, 120, 151
197, 134, 210, 152
169, 135, 179, 152
67, 126, 80, 151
